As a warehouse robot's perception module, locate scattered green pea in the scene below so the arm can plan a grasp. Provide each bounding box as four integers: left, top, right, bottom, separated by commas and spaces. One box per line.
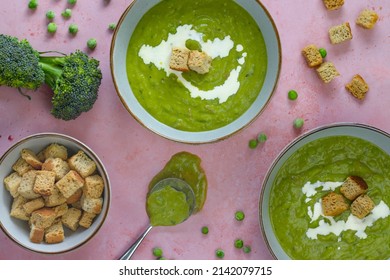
68, 0, 77, 5
62, 8, 72, 18
201, 226, 209, 235
235, 210, 245, 221
288, 90, 298, 100
293, 118, 304, 129
215, 249, 225, 259
46, 10, 55, 21
248, 139, 258, 149
47, 22, 57, 34
152, 247, 163, 258
319, 48, 327, 58
234, 239, 244, 249
257, 133, 267, 143
87, 38, 97, 50
108, 23, 117, 31
28, 0, 38, 10
157, 257, 167, 260
243, 245, 251, 254
68, 23, 78, 35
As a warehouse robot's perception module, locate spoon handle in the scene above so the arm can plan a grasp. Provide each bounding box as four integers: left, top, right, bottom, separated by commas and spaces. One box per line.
119, 225, 153, 260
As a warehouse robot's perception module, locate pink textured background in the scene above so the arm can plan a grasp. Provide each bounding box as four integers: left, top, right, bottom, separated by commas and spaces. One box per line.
0, 0, 389, 260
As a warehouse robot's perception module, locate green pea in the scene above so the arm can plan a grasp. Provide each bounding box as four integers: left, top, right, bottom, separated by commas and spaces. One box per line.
235, 210, 245, 221
152, 247, 163, 258
319, 48, 327, 58
87, 38, 97, 50
243, 245, 251, 253
234, 239, 244, 249
215, 249, 225, 259
28, 0, 38, 9
201, 226, 209, 235
108, 23, 117, 31
293, 118, 304, 129
46, 10, 55, 21
68, 24, 78, 35
185, 39, 202, 51
248, 139, 258, 149
257, 133, 267, 143
47, 22, 57, 34
288, 90, 298, 100
62, 8, 72, 19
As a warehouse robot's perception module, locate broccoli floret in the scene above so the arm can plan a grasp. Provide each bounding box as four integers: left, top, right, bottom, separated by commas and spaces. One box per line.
38, 50, 102, 121
0, 34, 45, 90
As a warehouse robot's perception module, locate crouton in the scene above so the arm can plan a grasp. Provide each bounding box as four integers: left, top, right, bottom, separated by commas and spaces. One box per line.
21, 149, 43, 169
322, 0, 344, 10
329, 22, 353, 44
4, 172, 22, 198
12, 157, 33, 176
33, 171, 56, 196
81, 195, 103, 215
302, 44, 323, 68
43, 185, 67, 207
79, 211, 97, 229
68, 150, 96, 178
61, 207, 82, 231
10, 196, 30, 221
84, 175, 104, 199
18, 170, 41, 200
42, 157, 70, 181
45, 221, 65, 244
29, 224, 45, 244
55, 170, 85, 199
356, 9, 379, 29
169, 47, 190, 72
53, 203, 69, 218
23, 197, 45, 215
43, 143, 68, 161
316, 62, 340, 83
322, 192, 349, 216
345, 74, 369, 100
351, 194, 375, 219
340, 176, 368, 200
188, 50, 212, 74
30, 208, 57, 229
66, 188, 83, 204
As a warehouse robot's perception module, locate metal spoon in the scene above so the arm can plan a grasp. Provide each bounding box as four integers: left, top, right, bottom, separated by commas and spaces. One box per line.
119, 177, 196, 260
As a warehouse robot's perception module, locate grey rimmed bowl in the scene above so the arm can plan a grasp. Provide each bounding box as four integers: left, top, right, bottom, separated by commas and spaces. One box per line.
259, 123, 390, 259
0, 133, 111, 254
110, 0, 281, 144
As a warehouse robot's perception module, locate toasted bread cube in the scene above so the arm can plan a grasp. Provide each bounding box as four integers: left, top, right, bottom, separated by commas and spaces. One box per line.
316, 62, 340, 83
21, 149, 43, 169
81, 195, 103, 214
12, 157, 33, 176
53, 203, 69, 218
169, 47, 190, 72
44, 186, 67, 207
43, 143, 68, 161
30, 207, 57, 229
345, 74, 369, 100
66, 188, 83, 205
42, 157, 70, 181
340, 176, 368, 200
62, 207, 82, 231
18, 170, 41, 200
188, 50, 212, 74
84, 175, 104, 199
23, 197, 45, 215
302, 44, 323, 68
68, 150, 97, 178
322, 0, 344, 10
33, 171, 56, 196
10, 196, 30, 221
55, 170, 85, 199
329, 22, 353, 44
356, 9, 379, 29
322, 192, 349, 216
79, 211, 97, 229
4, 172, 22, 198
45, 221, 65, 244
30, 224, 45, 244
351, 194, 375, 219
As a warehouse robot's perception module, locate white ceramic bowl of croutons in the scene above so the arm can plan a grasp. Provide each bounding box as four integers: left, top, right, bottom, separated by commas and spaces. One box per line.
0, 133, 110, 254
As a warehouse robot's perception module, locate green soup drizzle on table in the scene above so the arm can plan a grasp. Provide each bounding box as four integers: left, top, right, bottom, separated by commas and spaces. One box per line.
126, 0, 267, 132
270, 136, 390, 259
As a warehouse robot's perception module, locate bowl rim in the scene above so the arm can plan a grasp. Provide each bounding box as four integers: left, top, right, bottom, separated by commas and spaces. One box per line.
110, 0, 282, 144
0, 132, 111, 254
258, 122, 390, 260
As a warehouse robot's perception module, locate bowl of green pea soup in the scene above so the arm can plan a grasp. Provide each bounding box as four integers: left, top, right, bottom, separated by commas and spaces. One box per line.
110, 0, 281, 143
260, 123, 390, 260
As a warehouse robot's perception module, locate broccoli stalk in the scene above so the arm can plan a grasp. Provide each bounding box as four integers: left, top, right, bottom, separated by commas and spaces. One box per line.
38, 51, 102, 121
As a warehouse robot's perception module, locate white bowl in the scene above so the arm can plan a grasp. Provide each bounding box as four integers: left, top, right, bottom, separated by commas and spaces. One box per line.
110, 0, 281, 143
260, 123, 390, 259
0, 133, 110, 254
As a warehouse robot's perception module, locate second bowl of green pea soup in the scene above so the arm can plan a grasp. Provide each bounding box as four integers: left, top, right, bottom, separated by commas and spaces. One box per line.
110, 0, 281, 143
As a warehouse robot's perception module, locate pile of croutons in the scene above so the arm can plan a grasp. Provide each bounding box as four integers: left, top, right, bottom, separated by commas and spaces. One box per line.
3, 143, 104, 244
